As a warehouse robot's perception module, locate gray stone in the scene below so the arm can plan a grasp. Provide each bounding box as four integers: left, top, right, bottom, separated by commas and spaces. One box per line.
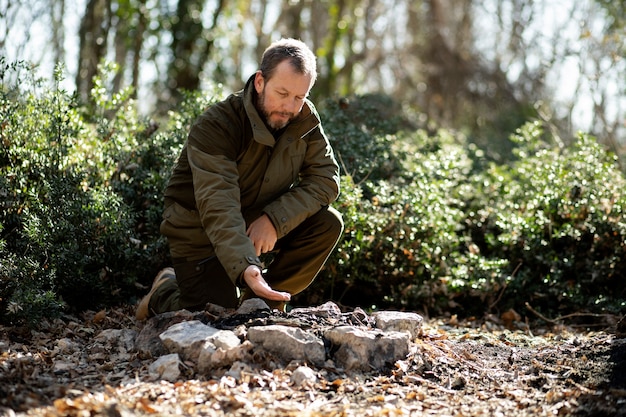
373, 311, 423, 338
290, 301, 342, 318
247, 325, 326, 366
134, 310, 201, 358
225, 360, 253, 380
291, 365, 317, 386
159, 320, 241, 363
325, 325, 410, 371
149, 353, 183, 382
197, 340, 252, 374
235, 298, 270, 315
157, 320, 247, 373
95, 328, 137, 352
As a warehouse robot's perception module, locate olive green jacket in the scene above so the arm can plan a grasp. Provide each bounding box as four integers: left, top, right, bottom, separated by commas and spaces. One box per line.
161, 76, 341, 284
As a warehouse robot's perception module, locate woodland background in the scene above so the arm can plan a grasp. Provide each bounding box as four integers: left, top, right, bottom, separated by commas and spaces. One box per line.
0, 0, 625, 326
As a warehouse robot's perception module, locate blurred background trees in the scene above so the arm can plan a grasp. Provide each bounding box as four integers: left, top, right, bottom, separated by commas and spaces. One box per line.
2, 0, 624, 163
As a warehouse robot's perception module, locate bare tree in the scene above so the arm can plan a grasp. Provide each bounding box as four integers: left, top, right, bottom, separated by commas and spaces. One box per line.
76, 0, 112, 104
50, 0, 66, 72
162, 0, 225, 108
2, 0, 623, 156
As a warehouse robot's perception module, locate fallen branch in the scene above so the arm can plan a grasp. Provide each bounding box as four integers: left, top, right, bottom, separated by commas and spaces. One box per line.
525, 302, 618, 326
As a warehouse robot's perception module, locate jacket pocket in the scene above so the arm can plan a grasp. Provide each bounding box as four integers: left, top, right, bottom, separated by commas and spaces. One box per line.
160, 202, 207, 244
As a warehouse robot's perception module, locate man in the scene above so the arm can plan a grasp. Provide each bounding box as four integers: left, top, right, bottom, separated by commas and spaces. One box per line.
136, 38, 343, 319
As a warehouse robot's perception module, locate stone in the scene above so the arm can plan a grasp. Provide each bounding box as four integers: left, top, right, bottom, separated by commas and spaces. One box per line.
134, 310, 202, 358
197, 340, 252, 374
95, 328, 137, 352
157, 320, 248, 373
325, 325, 410, 371
291, 365, 317, 386
373, 311, 423, 338
149, 353, 183, 382
247, 325, 326, 367
145, 305, 423, 379
290, 301, 342, 318
224, 360, 253, 380
235, 298, 270, 315
159, 320, 241, 364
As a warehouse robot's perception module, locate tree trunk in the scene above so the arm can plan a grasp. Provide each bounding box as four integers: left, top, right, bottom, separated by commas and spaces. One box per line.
164, 0, 224, 108
76, 0, 112, 105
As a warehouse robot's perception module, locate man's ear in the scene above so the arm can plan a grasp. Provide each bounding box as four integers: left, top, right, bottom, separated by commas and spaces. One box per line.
254, 71, 264, 94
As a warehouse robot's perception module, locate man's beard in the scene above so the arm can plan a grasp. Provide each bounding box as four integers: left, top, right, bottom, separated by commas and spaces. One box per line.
257, 88, 295, 131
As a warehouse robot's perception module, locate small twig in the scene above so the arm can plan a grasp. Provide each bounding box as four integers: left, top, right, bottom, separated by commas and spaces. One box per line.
525, 302, 618, 325
525, 302, 557, 324
488, 262, 522, 311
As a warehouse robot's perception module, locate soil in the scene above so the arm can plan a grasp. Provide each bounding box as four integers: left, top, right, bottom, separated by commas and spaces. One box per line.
1, 305, 625, 417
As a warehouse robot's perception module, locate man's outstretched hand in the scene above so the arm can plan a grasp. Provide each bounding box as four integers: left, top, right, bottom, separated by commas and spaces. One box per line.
242, 265, 291, 302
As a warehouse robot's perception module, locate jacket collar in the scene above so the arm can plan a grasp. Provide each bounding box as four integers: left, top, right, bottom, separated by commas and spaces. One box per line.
242, 75, 321, 148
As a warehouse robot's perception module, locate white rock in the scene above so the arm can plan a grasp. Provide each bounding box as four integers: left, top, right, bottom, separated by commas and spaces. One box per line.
291, 365, 317, 386
158, 320, 247, 373
159, 320, 240, 362
373, 311, 423, 338
212, 330, 241, 350
198, 340, 252, 374
290, 301, 342, 318
325, 325, 410, 371
247, 325, 326, 366
224, 360, 253, 380
149, 353, 182, 382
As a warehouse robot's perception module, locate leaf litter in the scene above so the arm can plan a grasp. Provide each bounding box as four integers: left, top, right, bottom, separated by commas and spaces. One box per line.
1, 305, 625, 416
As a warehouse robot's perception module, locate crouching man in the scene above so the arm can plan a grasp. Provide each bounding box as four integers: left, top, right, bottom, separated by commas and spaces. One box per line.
136, 38, 343, 319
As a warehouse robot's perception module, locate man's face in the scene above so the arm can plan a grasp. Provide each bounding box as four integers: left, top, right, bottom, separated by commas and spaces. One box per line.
254, 60, 313, 131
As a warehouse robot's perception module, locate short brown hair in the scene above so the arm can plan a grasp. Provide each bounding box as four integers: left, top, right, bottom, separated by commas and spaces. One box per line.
259, 38, 317, 84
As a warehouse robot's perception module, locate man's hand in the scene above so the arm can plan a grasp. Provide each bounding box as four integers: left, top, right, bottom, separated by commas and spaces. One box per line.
242, 265, 291, 302
246, 214, 278, 256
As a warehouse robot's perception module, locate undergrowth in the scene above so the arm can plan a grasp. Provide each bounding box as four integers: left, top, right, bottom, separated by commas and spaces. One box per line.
1, 61, 624, 326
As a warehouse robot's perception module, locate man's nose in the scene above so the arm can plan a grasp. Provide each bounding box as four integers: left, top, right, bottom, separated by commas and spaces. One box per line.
283, 97, 300, 113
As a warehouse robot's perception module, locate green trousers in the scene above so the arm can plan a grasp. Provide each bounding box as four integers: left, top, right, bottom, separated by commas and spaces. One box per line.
149, 206, 343, 314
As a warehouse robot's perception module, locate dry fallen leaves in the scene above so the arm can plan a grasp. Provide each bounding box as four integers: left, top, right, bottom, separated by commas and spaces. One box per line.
0, 306, 625, 417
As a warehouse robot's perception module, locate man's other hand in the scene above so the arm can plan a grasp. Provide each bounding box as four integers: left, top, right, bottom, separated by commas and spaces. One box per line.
246, 214, 278, 256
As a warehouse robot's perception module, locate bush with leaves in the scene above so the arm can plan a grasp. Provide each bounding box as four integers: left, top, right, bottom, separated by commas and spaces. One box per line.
302, 122, 506, 313
2, 59, 624, 325
299, 100, 626, 319
466, 122, 626, 317
0, 61, 213, 325
321, 93, 411, 183
0, 62, 137, 324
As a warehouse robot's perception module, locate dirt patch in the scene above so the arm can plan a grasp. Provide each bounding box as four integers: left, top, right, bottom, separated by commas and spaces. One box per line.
1, 306, 625, 416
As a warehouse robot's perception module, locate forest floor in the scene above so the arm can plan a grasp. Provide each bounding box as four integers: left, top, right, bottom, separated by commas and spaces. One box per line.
1, 304, 625, 417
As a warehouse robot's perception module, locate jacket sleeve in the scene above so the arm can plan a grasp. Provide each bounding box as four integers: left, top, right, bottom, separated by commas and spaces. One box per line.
187, 116, 262, 285
263, 124, 341, 238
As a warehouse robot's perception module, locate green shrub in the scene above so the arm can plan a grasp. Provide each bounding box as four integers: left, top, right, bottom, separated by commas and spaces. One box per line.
321, 93, 411, 183
305, 126, 507, 313
0, 60, 225, 326
2, 59, 624, 325
467, 122, 626, 316
300, 112, 626, 320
